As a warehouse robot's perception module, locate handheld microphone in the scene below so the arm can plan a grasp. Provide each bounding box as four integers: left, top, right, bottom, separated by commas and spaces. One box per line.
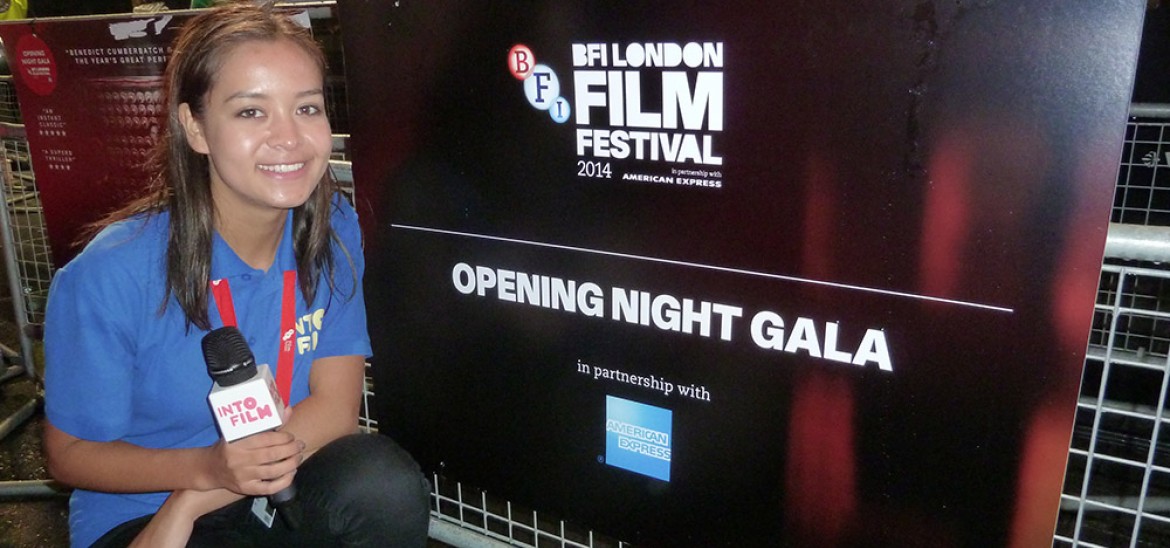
203, 326, 300, 529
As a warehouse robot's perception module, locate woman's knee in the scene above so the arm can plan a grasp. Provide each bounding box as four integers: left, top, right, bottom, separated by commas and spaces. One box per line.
301, 433, 430, 518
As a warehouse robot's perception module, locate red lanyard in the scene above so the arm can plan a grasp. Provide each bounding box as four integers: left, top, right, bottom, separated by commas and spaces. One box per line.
209, 270, 297, 403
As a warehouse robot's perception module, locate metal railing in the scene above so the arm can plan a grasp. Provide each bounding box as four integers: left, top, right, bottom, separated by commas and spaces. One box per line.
1054, 104, 1170, 547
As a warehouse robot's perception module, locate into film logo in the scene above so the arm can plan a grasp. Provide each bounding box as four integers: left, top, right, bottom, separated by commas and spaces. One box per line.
508, 44, 571, 124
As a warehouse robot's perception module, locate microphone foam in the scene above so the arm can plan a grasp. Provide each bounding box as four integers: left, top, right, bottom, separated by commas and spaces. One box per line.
202, 326, 258, 387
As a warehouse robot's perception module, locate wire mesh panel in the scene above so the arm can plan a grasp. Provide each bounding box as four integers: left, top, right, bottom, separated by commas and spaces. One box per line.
0, 109, 51, 378
429, 474, 629, 548
1114, 105, 1170, 227
1057, 264, 1170, 547
0, 75, 21, 124
1054, 105, 1170, 547
1063, 268, 1170, 546
0, 135, 53, 327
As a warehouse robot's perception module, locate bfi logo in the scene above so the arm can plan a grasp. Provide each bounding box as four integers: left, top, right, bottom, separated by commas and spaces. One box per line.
508, 44, 571, 123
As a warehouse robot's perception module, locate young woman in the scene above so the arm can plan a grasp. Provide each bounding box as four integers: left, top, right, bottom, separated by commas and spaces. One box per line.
42, 2, 430, 546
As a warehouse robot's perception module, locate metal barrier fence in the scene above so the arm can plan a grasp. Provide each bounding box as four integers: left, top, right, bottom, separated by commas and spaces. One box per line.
1053, 103, 1170, 547
0, 82, 48, 395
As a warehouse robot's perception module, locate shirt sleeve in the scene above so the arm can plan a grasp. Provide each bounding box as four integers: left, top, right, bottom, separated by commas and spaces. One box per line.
43, 237, 147, 442
312, 194, 373, 360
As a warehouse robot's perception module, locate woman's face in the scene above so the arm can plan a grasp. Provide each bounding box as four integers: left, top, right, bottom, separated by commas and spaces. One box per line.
180, 38, 331, 223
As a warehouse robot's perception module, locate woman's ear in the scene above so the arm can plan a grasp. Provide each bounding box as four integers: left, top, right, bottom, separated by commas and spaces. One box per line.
178, 103, 209, 154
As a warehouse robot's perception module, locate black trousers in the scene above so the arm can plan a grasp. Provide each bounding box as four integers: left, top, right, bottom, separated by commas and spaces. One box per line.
92, 434, 431, 547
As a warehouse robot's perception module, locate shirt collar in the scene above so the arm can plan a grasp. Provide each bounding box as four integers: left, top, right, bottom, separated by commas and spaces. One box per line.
209, 209, 296, 280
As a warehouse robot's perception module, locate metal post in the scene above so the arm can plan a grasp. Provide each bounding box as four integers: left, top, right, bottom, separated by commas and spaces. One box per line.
0, 122, 37, 379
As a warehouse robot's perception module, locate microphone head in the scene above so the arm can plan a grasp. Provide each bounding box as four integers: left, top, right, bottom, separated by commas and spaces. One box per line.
202, 326, 258, 387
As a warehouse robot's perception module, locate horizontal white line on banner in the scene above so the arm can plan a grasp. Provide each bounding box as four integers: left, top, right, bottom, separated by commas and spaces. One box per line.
391, 224, 1015, 314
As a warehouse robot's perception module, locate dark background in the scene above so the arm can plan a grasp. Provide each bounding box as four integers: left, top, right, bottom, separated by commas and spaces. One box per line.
1135, 2, 1170, 103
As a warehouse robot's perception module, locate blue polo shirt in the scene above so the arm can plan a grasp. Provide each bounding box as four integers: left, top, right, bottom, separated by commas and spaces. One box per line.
44, 196, 371, 548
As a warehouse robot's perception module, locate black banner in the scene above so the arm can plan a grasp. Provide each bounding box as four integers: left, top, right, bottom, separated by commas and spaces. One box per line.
342, 2, 1145, 545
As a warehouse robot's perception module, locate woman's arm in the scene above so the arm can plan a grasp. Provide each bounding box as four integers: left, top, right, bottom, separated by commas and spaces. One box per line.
44, 355, 362, 496
43, 420, 302, 496
127, 489, 244, 548
279, 354, 366, 457
45, 419, 301, 547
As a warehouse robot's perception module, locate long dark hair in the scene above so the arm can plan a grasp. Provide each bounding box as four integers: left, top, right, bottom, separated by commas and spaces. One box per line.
96, 1, 344, 331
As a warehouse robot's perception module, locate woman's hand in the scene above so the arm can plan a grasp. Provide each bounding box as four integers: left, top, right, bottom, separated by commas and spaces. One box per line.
202, 430, 305, 496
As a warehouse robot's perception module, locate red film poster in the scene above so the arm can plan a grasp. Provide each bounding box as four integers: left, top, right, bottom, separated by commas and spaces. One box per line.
0, 13, 193, 267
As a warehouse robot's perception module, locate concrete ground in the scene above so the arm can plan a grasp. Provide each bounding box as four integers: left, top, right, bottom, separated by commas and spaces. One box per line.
0, 280, 69, 546
0, 380, 68, 548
